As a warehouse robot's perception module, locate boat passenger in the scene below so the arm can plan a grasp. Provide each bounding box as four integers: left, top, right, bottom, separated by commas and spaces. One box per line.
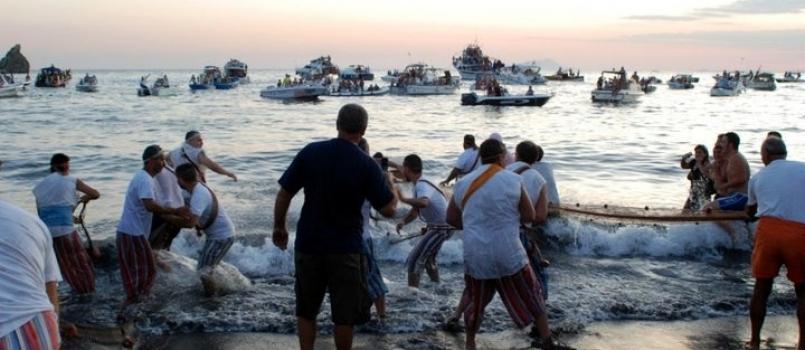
397, 154, 452, 288
745, 137, 805, 350
33, 153, 100, 295
526, 85, 534, 96
596, 76, 604, 90
168, 131, 238, 183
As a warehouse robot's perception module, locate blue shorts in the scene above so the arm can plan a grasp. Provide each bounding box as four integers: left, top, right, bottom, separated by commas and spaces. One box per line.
717, 192, 748, 211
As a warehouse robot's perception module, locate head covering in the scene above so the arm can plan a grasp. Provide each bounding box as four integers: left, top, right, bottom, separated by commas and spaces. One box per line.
142, 145, 165, 161
185, 130, 201, 142
488, 132, 503, 142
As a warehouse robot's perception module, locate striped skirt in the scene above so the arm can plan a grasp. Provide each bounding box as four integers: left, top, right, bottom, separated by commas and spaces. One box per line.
405, 226, 453, 275
52, 231, 95, 294
0, 311, 60, 350
361, 235, 388, 301
519, 229, 548, 300
117, 232, 156, 303
197, 237, 235, 271
463, 265, 546, 334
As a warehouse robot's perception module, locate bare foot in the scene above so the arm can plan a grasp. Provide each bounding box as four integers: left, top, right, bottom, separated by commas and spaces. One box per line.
60, 321, 79, 338
745, 339, 760, 350
156, 259, 172, 272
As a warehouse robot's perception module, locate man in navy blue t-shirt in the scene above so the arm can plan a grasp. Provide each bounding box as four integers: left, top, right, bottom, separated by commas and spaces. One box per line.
273, 103, 397, 350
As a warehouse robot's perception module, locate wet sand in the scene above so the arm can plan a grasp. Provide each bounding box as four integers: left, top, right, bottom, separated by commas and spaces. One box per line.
62, 315, 798, 349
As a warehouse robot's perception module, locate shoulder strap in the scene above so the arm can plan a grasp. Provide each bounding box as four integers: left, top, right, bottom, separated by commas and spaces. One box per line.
417, 179, 446, 199
514, 165, 530, 175
182, 147, 207, 183
459, 149, 481, 175
460, 165, 503, 209
198, 183, 219, 231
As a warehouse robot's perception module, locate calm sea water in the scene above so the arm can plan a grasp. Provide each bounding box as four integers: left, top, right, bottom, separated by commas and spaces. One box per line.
1, 70, 804, 341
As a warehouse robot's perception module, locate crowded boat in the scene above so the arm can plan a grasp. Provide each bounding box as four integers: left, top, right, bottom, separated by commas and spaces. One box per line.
452, 43, 504, 80
776, 71, 803, 83
189, 66, 221, 90
260, 74, 328, 100
138, 74, 176, 97
223, 59, 249, 84
75, 73, 98, 93
389, 64, 460, 95
295, 55, 339, 81
545, 67, 583, 82
35, 65, 71, 88
0, 73, 28, 98
591, 68, 643, 103
710, 71, 746, 97
668, 74, 695, 89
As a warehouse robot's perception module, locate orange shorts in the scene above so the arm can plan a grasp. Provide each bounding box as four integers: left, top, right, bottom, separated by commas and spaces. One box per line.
752, 217, 805, 283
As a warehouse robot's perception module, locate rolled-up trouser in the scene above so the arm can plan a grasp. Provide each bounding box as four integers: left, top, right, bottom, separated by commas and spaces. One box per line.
117, 232, 156, 303
463, 265, 546, 334
405, 225, 453, 276
197, 237, 235, 272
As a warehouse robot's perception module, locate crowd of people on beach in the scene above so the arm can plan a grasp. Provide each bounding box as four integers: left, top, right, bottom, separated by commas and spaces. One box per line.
1, 103, 805, 350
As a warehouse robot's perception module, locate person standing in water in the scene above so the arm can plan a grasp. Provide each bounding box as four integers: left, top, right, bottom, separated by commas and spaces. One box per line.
168, 131, 237, 183
33, 153, 100, 295
680, 145, 714, 211
357, 138, 389, 320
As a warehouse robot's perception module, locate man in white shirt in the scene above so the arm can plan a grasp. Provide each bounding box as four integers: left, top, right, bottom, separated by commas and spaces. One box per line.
440, 134, 480, 186
533, 145, 560, 206
168, 131, 237, 183
446, 139, 554, 350
149, 163, 189, 251
116, 145, 189, 310
397, 154, 452, 288
175, 163, 236, 297
0, 200, 63, 349
33, 153, 101, 295
745, 137, 805, 350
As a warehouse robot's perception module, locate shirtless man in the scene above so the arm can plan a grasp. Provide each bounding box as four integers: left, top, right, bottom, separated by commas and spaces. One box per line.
705, 132, 751, 239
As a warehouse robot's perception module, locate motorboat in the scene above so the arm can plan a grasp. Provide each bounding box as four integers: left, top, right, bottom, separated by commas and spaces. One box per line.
668, 74, 695, 89
224, 59, 249, 83
641, 84, 657, 94
776, 71, 803, 83
214, 76, 240, 90
138, 75, 177, 97
382, 63, 460, 84
643, 76, 662, 84
189, 66, 221, 90
545, 68, 584, 82
389, 66, 460, 95
746, 72, 776, 91
452, 43, 504, 80
75, 74, 98, 92
339, 65, 374, 81
0, 74, 28, 98
296, 56, 340, 80
328, 86, 389, 97
496, 64, 546, 85
260, 82, 328, 100
710, 78, 745, 97
591, 70, 644, 103
461, 90, 552, 106
35, 65, 71, 87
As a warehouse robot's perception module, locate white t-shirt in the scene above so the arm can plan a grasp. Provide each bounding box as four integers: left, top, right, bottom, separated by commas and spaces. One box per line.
170, 143, 206, 173
507, 161, 546, 207
153, 168, 184, 209
453, 165, 529, 279
0, 200, 62, 337
455, 148, 480, 175
189, 183, 234, 241
747, 160, 805, 224
532, 162, 560, 205
414, 178, 448, 225
117, 170, 156, 236
33, 172, 78, 237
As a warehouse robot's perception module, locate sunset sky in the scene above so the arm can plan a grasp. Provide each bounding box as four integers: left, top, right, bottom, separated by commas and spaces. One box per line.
3, 0, 804, 71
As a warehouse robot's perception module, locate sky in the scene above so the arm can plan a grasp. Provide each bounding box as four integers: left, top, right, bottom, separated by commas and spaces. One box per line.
2, 0, 805, 71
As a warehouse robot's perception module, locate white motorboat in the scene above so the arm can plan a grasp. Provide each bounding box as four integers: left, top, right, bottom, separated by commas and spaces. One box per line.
296, 56, 340, 80
452, 43, 504, 80
545, 67, 584, 82
260, 83, 328, 100
189, 66, 221, 90
328, 86, 389, 97
138, 75, 177, 97
710, 78, 745, 97
0, 74, 28, 98
339, 65, 374, 80
668, 74, 695, 89
776, 71, 803, 83
224, 59, 249, 84
591, 70, 643, 103
746, 72, 776, 91
75, 74, 98, 93
496, 66, 546, 85
461, 91, 552, 106
389, 66, 460, 95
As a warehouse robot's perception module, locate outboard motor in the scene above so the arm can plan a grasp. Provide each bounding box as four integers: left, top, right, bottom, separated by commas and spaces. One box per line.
461, 93, 477, 105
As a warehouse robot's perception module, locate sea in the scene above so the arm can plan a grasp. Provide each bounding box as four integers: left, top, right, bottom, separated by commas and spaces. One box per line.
1, 70, 804, 348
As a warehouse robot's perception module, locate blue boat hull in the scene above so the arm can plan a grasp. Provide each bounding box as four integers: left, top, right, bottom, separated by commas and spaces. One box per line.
189, 83, 212, 90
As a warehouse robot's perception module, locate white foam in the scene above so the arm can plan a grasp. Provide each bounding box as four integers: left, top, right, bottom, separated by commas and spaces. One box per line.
152, 250, 252, 295
171, 231, 294, 277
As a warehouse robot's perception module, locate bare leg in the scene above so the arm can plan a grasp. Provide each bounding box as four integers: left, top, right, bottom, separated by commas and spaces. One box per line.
374, 296, 386, 319
408, 272, 420, 288
333, 324, 353, 350
297, 317, 316, 350
796, 283, 805, 350
426, 263, 440, 283
534, 314, 555, 350
749, 278, 773, 349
